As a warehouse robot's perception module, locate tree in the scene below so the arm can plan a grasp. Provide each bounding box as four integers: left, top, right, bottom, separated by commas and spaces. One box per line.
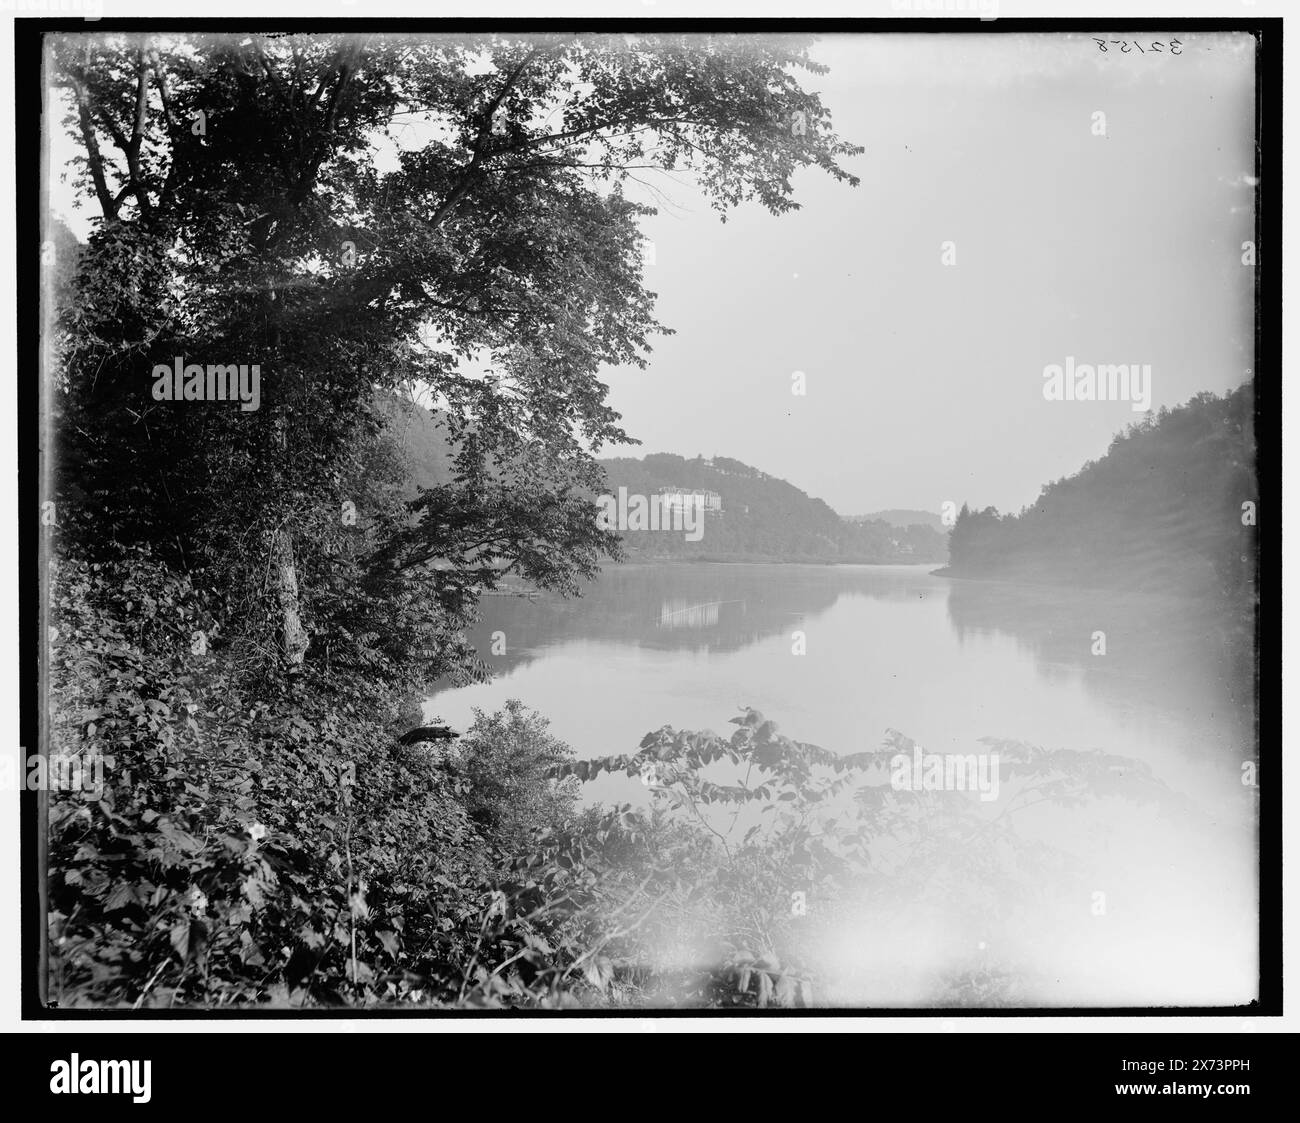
50, 31, 861, 684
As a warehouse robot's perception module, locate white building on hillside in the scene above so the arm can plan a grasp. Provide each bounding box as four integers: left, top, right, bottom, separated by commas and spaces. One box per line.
657, 487, 723, 515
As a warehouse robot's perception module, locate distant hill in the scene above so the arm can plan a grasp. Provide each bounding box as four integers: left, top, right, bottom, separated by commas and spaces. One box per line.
941, 386, 1256, 602
378, 407, 950, 564
597, 453, 948, 563
847, 509, 945, 531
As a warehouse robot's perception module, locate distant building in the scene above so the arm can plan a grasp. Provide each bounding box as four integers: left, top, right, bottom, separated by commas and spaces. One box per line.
657, 487, 722, 515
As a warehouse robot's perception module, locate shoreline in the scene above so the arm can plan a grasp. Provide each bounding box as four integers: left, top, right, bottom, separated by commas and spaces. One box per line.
931, 565, 1252, 612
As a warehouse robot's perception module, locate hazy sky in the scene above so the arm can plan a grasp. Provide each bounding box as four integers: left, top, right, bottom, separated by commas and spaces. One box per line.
607, 32, 1257, 515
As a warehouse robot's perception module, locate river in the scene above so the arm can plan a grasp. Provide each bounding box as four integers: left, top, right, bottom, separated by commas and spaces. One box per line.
426, 562, 1258, 1007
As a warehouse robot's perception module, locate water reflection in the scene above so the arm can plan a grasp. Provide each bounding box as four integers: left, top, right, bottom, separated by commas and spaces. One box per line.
461, 563, 846, 678
427, 563, 1258, 1006
944, 576, 1256, 763
442, 564, 1254, 773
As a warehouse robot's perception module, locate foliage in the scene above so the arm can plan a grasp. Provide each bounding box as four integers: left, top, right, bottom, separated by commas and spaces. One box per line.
491, 708, 1190, 1009
47, 548, 496, 1007
455, 701, 581, 855
50, 31, 859, 682
45, 33, 861, 1005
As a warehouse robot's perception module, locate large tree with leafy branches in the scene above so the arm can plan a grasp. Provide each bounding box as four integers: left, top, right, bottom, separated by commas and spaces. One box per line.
50, 30, 860, 685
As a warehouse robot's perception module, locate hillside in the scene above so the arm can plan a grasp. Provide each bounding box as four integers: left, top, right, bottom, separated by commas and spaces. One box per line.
942, 386, 1256, 602
378, 407, 949, 565
847, 509, 946, 531
596, 453, 948, 563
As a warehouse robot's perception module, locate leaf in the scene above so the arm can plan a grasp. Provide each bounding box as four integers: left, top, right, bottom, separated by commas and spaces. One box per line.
157, 820, 202, 853
169, 918, 190, 959
242, 876, 267, 909
104, 882, 137, 911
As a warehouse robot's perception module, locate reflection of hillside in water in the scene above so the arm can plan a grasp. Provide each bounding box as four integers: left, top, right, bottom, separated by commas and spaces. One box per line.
457, 563, 940, 680
944, 577, 1256, 761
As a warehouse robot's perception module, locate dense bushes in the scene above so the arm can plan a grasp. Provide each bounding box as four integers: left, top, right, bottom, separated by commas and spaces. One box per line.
48, 548, 490, 1007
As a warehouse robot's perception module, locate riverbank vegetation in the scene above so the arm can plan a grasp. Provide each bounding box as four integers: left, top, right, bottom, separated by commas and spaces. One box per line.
44, 30, 863, 1007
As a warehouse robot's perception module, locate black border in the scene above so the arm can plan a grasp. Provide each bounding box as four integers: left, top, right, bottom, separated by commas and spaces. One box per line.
15, 14, 1282, 1021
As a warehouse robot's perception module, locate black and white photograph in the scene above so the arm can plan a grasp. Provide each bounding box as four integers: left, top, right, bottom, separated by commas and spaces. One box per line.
11, 4, 1283, 1060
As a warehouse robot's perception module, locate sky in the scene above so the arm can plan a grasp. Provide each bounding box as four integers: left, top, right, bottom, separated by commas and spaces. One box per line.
605, 32, 1257, 515
47, 31, 1257, 518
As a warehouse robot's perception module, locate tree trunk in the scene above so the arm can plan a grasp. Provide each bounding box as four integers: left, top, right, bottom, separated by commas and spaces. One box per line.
273, 528, 310, 666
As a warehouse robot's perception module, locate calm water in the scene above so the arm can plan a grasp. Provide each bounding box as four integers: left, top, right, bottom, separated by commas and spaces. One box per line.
427, 563, 1258, 1006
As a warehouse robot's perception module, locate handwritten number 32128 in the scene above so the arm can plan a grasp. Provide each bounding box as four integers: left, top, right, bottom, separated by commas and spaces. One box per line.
1093, 39, 1183, 55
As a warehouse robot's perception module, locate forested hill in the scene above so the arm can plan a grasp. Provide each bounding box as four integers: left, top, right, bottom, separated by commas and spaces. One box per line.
944, 386, 1256, 601
379, 413, 949, 564
597, 453, 948, 563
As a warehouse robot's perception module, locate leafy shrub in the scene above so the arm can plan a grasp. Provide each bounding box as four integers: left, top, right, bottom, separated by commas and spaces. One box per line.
456, 700, 581, 855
